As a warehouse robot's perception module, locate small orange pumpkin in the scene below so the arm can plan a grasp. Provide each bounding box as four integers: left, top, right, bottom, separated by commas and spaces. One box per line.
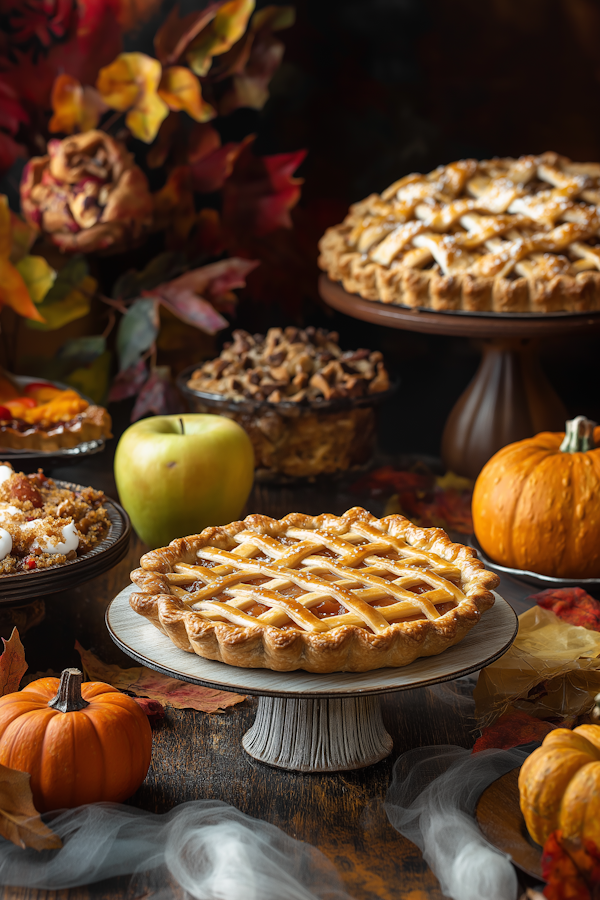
519, 725, 600, 847
472, 416, 600, 578
0, 668, 152, 812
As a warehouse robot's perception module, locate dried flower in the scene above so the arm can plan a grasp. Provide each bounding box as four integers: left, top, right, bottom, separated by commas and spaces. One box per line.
20, 130, 153, 253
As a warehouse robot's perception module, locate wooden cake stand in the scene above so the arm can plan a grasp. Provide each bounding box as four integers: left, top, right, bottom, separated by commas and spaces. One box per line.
319, 275, 600, 478
107, 586, 517, 773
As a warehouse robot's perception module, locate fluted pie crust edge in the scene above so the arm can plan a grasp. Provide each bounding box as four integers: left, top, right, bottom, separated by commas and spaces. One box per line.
129, 508, 499, 673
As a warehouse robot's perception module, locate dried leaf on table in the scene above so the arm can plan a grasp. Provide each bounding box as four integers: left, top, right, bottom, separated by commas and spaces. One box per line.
0, 628, 27, 696
133, 697, 165, 722
158, 67, 215, 122
0, 764, 62, 850
75, 641, 245, 711
222, 142, 306, 239
96, 53, 168, 143
474, 606, 600, 728
472, 710, 558, 754
131, 365, 184, 419
49, 74, 107, 135
186, 0, 256, 77
533, 588, 600, 632
542, 831, 600, 900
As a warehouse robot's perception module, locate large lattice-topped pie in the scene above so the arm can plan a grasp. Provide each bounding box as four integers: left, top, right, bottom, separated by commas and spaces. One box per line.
130, 508, 499, 672
319, 152, 600, 313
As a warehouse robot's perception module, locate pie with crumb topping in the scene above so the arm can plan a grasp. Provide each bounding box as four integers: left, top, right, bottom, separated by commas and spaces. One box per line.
129, 507, 499, 673
319, 151, 600, 313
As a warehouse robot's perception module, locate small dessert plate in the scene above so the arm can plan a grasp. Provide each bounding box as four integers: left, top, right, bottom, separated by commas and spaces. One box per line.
469, 535, 600, 593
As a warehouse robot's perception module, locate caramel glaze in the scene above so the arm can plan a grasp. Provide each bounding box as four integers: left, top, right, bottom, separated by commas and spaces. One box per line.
0, 414, 86, 435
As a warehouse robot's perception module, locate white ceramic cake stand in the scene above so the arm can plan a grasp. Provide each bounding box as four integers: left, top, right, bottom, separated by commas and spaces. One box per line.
106, 586, 517, 773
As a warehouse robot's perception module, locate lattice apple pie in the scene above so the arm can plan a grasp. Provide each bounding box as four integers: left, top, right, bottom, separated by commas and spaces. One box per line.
319, 152, 600, 313
130, 507, 498, 672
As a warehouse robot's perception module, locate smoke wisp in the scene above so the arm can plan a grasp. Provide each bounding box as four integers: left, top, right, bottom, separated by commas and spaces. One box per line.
384, 745, 529, 900
0, 800, 354, 900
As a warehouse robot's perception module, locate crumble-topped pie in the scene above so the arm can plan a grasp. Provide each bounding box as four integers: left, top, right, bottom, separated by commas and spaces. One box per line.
0, 463, 110, 573
319, 152, 600, 313
187, 327, 390, 403
130, 507, 498, 672
184, 329, 391, 478
0, 379, 112, 451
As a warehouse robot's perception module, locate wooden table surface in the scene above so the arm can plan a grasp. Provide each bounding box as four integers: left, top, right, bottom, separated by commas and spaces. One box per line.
0, 453, 537, 900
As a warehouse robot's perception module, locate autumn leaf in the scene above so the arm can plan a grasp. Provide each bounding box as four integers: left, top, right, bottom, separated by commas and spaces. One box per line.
15, 256, 56, 304
158, 66, 216, 122
186, 0, 256, 76
0, 197, 44, 322
154, 2, 223, 66
49, 74, 107, 135
108, 359, 148, 402
222, 142, 306, 238
76, 641, 245, 711
27, 267, 96, 331
0, 764, 61, 850
145, 257, 258, 333
96, 53, 168, 143
67, 351, 112, 405
472, 710, 557, 753
218, 5, 295, 115
0, 628, 27, 696
152, 166, 196, 242
190, 134, 254, 193
9, 213, 37, 263
131, 366, 185, 419
116, 298, 160, 371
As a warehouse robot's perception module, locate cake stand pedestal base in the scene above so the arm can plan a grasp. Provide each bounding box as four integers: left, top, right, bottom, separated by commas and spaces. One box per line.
242, 695, 393, 772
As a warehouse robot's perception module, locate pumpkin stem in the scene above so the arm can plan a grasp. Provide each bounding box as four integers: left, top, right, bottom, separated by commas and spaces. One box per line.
559, 416, 597, 453
48, 668, 89, 713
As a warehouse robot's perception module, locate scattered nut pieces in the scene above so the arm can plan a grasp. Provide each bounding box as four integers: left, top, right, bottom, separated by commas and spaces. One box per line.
187, 327, 390, 403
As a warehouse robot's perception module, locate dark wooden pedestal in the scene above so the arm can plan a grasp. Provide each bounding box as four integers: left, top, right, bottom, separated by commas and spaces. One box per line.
319, 275, 600, 478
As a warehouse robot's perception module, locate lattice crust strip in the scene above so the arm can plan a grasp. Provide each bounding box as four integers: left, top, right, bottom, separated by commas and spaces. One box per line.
129, 508, 500, 673
318, 152, 600, 313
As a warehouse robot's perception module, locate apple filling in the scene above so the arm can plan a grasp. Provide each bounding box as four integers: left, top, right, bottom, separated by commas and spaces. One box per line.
164, 530, 464, 634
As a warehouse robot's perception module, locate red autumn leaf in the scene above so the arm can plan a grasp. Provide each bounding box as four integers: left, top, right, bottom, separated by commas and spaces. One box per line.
133, 696, 165, 722
533, 588, 600, 632
542, 831, 600, 900
131, 366, 184, 420
187, 122, 222, 164
108, 358, 147, 402
472, 710, 557, 754
0, 628, 28, 696
154, 2, 223, 66
189, 134, 254, 193
222, 142, 306, 239
351, 466, 433, 495
156, 289, 228, 334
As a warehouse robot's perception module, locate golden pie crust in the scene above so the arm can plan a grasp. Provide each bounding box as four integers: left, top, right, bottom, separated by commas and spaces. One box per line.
129, 507, 499, 673
0, 406, 112, 452
319, 152, 600, 313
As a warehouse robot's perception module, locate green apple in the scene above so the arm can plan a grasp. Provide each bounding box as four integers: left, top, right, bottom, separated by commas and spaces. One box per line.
114, 414, 254, 548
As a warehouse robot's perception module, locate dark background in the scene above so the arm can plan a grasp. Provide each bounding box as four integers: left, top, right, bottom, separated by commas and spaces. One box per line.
226, 0, 600, 457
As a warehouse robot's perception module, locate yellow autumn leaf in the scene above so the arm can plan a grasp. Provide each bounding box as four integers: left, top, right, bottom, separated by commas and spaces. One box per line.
187, 0, 255, 76
16, 256, 56, 304
0, 258, 45, 322
27, 274, 96, 331
158, 66, 216, 122
96, 53, 169, 142
49, 74, 106, 135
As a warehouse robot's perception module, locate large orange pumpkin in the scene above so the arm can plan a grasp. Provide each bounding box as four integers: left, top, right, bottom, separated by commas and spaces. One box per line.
472, 416, 600, 578
519, 725, 600, 847
0, 668, 152, 812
